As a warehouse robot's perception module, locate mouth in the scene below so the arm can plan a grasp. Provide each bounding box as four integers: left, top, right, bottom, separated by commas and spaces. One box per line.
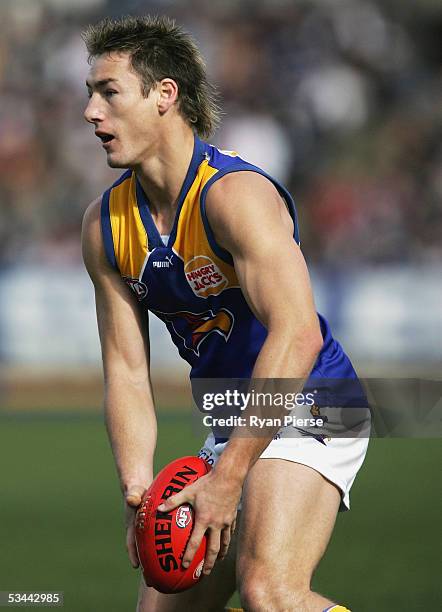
95, 131, 115, 148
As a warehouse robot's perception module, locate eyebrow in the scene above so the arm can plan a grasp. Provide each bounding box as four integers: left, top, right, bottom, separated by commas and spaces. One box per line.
86, 78, 119, 89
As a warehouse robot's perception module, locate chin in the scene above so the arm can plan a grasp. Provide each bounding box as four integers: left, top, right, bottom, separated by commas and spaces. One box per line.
106, 155, 129, 169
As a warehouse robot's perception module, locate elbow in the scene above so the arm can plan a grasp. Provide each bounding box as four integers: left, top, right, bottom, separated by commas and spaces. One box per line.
309, 326, 324, 359
266, 314, 324, 367
299, 328, 323, 364
103, 362, 151, 390
284, 324, 323, 364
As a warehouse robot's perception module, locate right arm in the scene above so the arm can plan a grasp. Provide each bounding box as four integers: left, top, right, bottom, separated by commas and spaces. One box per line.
81, 198, 156, 567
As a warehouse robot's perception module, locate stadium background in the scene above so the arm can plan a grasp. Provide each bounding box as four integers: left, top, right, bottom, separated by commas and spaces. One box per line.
0, 0, 440, 610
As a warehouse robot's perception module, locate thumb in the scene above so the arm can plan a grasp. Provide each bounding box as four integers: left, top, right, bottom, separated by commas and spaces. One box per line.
125, 485, 146, 507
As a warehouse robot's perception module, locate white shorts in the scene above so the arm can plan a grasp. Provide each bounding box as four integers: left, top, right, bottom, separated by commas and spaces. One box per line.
198, 430, 369, 510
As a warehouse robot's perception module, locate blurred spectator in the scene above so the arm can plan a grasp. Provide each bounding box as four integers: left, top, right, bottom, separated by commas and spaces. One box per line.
218, 113, 292, 183
0, 0, 441, 266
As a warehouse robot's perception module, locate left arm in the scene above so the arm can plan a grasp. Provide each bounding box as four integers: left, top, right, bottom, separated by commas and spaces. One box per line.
158, 172, 323, 573
208, 171, 323, 480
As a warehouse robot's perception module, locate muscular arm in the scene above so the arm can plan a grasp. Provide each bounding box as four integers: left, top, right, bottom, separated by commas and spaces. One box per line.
159, 172, 323, 574
207, 171, 323, 481
81, 198, 156, 566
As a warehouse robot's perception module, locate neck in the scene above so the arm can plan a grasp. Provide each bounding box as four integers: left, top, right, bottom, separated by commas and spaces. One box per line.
134, 123, 195, 215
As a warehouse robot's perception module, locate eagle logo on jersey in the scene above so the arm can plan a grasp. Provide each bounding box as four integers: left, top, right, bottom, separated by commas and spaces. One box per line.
184, 256, 228, 298
154, 308, 234, 356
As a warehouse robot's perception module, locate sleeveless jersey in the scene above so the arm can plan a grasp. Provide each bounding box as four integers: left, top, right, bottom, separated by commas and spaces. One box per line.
101, 135, 361, 391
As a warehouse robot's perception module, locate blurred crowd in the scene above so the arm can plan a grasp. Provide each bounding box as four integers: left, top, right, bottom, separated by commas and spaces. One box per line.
1, 0, 441, 267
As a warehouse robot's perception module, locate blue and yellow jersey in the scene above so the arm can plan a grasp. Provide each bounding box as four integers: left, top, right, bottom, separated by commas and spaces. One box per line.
101, 135, 358, 384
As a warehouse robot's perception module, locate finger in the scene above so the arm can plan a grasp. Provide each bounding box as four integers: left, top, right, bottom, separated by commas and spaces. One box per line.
142, 573, 153, 588
124, 502, 137, 530
125, 500, 137, 515
157, 490, 191, 513
217, 525, 231, 560
230, 517, 237, 537
202, 528, 221, 575
182, 522, 207, 569
126, 526, 140, 569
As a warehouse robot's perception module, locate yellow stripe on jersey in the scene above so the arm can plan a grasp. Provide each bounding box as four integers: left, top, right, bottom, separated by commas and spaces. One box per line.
109, 173, 148, 279
173, 159, 216, 263
107, 154, 242, 286
173, 160, 239, 295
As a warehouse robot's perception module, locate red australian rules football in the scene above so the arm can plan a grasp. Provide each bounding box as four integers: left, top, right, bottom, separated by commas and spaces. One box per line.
135, 456, 212, 593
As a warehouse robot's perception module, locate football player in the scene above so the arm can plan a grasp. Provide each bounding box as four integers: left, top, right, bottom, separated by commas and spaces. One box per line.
82, 16, 367, 611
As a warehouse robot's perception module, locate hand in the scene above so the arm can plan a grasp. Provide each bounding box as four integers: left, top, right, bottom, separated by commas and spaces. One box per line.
157, 470, 241, 575
125, 485, 147, 568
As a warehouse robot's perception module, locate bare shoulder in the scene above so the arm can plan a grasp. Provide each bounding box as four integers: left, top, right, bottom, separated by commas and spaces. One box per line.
206, 171, 281, 212
83, 195, 101, 218
82, 196, 101, 244
81, 196, 109, 283
205, 171, 293, 251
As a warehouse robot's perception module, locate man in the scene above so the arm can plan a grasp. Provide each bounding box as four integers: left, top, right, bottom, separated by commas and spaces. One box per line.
81, 15, 368, 611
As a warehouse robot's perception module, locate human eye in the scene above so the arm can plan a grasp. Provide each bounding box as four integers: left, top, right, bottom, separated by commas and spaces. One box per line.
104, 89, 117, 99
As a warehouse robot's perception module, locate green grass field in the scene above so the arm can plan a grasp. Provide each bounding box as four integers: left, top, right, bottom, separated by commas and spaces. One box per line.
0, 412, 439, 611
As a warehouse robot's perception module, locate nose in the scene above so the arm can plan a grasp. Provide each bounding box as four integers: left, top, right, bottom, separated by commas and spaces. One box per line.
84, 94, 104, 124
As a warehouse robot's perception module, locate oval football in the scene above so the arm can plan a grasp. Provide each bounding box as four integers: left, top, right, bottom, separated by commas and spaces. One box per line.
135, 456, 211, 593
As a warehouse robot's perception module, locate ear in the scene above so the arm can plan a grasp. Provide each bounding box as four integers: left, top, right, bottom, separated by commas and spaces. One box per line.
157, 78, 179, 114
